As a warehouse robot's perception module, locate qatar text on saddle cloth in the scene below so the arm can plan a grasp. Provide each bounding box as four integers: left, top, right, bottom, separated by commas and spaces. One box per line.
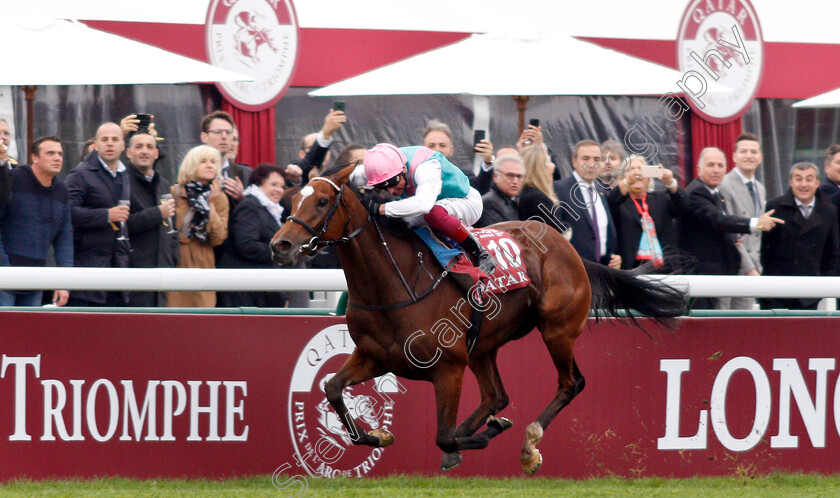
415, 227, 531, 295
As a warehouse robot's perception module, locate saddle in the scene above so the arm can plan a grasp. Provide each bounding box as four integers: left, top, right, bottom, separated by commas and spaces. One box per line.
414, 226, 531, 353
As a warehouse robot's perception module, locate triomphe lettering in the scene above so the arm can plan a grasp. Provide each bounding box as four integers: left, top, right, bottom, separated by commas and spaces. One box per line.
161, 380, 187, 441
223, 381, 248, 441
121, 380, 161, 442
188, 380, 221, 441
86, 379, 120, 442
2, 355, 40, 441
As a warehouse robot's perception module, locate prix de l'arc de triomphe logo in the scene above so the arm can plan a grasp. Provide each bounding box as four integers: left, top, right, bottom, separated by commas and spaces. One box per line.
677, 0, 764, 123
206, 0, 299, 111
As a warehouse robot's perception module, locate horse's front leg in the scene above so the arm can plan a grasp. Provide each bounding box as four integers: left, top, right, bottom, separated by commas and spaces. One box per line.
433, 367, 466, 471
324, 350, 394, 448
455, 351, 510, 437
452, 351, 513, 448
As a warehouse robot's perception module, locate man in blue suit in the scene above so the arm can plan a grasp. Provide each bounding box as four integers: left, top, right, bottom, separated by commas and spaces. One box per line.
553, 140, 621, 269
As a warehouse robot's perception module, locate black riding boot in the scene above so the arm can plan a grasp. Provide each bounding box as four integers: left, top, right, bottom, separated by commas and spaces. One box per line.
460, 232, 497, 275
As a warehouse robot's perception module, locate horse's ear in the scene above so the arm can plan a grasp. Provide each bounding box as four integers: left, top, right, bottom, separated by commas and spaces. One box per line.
328, 164, 357, 186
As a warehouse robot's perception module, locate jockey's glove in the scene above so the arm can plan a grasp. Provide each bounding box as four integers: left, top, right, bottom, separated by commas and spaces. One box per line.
363, 197, 381, 215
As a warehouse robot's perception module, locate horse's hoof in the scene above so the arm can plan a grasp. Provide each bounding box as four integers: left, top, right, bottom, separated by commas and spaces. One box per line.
487, 416, 513, 432
368, 428, 394, 447
440, 451, 463, 471
521, 450, 542, 475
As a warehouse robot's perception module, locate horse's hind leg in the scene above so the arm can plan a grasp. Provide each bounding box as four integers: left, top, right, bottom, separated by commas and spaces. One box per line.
521, 332, 585, 475
451, 351, 513, 449
324, 350, 393, 448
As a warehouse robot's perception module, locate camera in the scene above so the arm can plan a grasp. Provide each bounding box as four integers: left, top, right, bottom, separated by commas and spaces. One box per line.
473, 130, 486, 146
333, 101, 345, 112
529, 118, 540, 128
135, 113, 152, 132
640, 165, 664, 179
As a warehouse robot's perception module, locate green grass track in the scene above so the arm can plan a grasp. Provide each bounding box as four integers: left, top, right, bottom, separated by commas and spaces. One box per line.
2, 473, 840, 497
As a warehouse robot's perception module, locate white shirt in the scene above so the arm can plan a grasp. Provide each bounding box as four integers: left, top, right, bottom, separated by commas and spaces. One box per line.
98, 157, 126, 178
795, 197, 816, 218
573, 171, 608, 258
349, 160, 444, 218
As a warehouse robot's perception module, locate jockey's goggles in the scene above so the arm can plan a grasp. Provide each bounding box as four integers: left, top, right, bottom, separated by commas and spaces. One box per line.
373, 173, 404, 190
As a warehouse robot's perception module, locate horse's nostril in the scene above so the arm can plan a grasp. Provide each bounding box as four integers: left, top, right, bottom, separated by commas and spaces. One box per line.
273, 240, 292, 254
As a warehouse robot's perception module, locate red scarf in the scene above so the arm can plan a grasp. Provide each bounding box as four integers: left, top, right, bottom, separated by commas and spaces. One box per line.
630, 194, 664, 267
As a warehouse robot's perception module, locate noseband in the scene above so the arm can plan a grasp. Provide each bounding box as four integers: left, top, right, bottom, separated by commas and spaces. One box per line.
285, 177, 369, 252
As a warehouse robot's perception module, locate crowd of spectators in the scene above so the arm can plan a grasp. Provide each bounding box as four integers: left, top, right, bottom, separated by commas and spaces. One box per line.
0, 109, 838, 310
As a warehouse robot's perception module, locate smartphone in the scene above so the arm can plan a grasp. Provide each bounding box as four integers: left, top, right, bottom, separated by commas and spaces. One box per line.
529, 118, 540, 128
641, 164, 664, 178
135, 113, 152, 130
333, 101, 345, 112
473, 130, 486, 146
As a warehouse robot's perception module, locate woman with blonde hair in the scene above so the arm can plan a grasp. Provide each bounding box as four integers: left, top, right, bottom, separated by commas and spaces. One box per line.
607, 154, 684, 270
520, 144, 559, 203
168, 145, 229, 307
516, 144, 566, 233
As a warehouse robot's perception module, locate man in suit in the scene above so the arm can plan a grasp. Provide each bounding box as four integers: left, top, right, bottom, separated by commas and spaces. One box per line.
820, 144, 840, 278
200, 110, 251, 266
125, 131, 179, 307
680, 146, 782, 309
760, 162, 840, 310
65, 122, 132, 307
476, 155, 523, 227
719, 132, 767, 309
819, 144, 840, 201
200, 110, 251, 205
553, 140, 621, 268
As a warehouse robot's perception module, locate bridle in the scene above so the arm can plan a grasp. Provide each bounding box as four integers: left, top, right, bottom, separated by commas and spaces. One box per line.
285, 177, 369, 253
286, 176, 451, 312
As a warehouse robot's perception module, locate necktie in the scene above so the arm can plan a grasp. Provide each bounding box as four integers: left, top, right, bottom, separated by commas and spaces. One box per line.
746, 180, 760, 215
589, 186, 602, 262
801, 205, 812, 219
713, 191, 724, 211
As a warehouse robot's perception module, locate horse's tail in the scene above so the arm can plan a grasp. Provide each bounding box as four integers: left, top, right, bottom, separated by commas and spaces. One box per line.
582, 259, 687, 329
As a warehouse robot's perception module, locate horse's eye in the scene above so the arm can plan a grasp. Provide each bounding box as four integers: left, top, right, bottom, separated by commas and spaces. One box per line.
317, 197, 328, 207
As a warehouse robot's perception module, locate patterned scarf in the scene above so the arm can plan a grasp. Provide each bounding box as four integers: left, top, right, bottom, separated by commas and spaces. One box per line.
184, 181, 212, 243
631, 194, 664, 268
244, 184, 284, 226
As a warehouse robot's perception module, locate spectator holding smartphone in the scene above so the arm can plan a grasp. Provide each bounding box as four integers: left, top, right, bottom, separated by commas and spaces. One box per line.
608, 155, 684, 270
284, 106, 347, 187
422, 119, 495, 193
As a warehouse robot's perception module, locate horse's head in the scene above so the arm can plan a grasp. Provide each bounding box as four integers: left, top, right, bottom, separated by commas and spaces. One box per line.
270, 165, 363, 267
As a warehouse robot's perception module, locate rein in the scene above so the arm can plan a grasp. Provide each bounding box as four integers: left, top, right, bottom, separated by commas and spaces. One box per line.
348, 217, 453, 311
285, 176, 450, 312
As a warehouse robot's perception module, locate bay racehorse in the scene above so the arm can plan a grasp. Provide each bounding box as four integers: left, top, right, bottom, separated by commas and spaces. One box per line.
270, 165, 686, 474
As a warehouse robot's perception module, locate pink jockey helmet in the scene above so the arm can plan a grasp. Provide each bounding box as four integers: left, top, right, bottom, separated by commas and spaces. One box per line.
364, 144, 407, 186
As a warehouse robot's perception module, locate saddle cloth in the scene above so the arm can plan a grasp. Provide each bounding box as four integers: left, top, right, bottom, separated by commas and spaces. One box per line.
414, 226, 531, 296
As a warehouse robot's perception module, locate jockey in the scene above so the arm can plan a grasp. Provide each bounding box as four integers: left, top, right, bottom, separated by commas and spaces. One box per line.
357, 143, 497, 274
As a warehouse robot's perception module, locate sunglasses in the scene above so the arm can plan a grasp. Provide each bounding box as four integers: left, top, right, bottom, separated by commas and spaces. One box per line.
374, 173, 404, 190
